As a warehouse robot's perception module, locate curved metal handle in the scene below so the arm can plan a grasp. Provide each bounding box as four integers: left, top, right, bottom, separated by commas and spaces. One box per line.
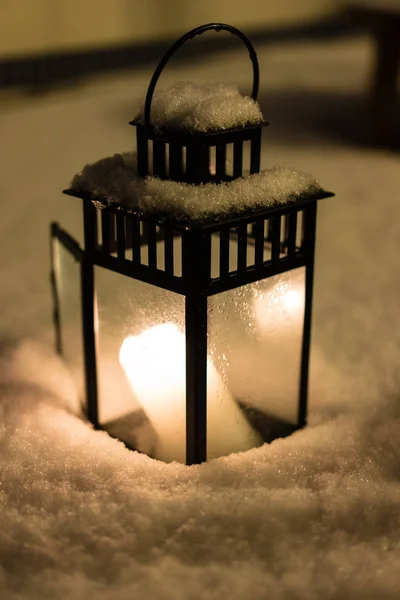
144, 22, 260, 129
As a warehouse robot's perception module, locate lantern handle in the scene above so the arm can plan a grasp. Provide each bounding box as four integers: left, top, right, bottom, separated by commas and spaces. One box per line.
144, 22, 260, 129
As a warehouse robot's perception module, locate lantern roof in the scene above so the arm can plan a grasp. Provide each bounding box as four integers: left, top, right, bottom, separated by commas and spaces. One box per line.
65, 152, 333, 231
64, 23, 334, 227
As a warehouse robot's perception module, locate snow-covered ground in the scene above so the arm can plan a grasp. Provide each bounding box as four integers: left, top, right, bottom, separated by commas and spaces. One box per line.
1, 33, 400, 599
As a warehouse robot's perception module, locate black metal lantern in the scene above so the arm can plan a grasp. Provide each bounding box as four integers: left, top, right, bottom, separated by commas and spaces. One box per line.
50, 24, 333, 465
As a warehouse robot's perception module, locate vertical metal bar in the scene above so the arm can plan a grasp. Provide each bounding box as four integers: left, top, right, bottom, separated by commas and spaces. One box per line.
81, 256, 98, 428
300, 210, 306, 251
226, 143, 234, 177
84, 201, 98, 253
169, 143, 183, 179
101, 211, 111, 254
298, 202, 317, 428
147, 221, 157, 269
183, 230, 210, 465
164, 228, 174, 275
233, 140, 243, 178
185, 292, 208, 465
111, 213, 118, 254
250, 128, 262, 174
219, 228, 230, 278
182, 146, 187, 175
283, 214, 289, 248
116, 213, 125, 259
266, 219, 272, 242
237, 223, 247, 271
200, 233, 211, 286
153, 140, 166, 178
254, 219, 264, 268
136, 126, 148, 177
271, 215, 281, 263
82, 201, 99, 428
216, 144, 226, 180
287, 211, 297, 258
124, 215, 132, 251
130, 214, 140, 263
186, 144, 209, 183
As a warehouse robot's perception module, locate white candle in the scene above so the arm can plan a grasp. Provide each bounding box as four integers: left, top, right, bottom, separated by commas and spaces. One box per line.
119, 322, 262, 463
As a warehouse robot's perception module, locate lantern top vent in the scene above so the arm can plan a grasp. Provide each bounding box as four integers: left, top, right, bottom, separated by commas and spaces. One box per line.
130, 23, 268, 185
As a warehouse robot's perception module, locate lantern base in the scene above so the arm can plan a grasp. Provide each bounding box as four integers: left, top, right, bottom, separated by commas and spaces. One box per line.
103, 410, 157, 458
100, 402, 298, 462
238, 403, 298, 444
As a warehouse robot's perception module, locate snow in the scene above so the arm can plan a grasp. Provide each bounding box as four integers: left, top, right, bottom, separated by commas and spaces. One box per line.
1, 34, 400, 599
133, 81, 264, 132
71, 152, 322, 221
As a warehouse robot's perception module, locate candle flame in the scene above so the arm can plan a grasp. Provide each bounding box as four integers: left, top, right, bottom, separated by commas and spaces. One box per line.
119, 323, 185, 398
253, 278, 305, 333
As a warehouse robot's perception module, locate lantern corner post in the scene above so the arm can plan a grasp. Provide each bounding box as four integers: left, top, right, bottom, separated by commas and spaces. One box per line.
81, 200, 99, 429
183, 229, 211, 465
298, 201, 318, 428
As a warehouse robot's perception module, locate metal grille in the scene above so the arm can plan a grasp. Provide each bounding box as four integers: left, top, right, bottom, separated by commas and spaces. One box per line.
98, 209, 183, 279
135, 124, 263, 184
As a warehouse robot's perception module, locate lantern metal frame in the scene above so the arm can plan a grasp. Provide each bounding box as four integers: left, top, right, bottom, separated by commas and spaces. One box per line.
131, 22, 265, 185
50, 23, 333, 465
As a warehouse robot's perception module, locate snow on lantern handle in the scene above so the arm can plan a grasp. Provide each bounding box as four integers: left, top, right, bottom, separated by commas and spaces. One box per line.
144, 22, 260, 129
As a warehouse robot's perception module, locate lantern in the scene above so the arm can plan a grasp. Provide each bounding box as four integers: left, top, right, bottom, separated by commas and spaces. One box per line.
50, 23, 333, 465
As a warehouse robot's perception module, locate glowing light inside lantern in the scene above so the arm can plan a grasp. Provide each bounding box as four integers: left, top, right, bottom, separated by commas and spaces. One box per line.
253, 276, 305, 334
119, 323, 261, 463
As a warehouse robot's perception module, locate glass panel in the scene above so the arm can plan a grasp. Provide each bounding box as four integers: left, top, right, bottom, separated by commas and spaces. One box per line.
208, 267, 305, 451
55, 238, 85, 407
95, 266, 185, 463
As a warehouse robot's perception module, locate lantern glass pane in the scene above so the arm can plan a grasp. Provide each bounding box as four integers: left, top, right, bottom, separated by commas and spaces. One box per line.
207, 267, 305, 452
94, 266, 186, 463
55, 239, 85, 406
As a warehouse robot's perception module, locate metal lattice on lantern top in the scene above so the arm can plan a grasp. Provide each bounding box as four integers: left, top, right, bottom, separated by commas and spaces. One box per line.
131, 23, 265, 184
51, 23, 334, 465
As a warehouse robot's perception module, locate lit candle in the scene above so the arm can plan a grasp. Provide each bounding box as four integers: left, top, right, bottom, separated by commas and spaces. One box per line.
208, 271, 306, 425
253, 274, 305, 338
119, 322, 262, 463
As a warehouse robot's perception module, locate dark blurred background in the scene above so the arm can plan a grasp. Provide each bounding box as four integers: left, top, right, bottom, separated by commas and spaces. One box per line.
1, 1, 399, 147
1, 1, 399, 148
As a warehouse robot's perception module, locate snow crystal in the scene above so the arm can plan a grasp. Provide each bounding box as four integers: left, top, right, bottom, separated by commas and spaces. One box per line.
71, 153, 322, 221
134, 81, 264, 132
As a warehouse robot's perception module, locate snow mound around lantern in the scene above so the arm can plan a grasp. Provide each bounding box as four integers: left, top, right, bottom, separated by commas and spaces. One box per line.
71, 153, 322, 221
134, 82, 264, 131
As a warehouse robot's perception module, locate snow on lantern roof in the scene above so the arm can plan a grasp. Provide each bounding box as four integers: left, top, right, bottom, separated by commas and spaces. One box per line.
132, 81, 265, 133
69, 152, 325, 224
